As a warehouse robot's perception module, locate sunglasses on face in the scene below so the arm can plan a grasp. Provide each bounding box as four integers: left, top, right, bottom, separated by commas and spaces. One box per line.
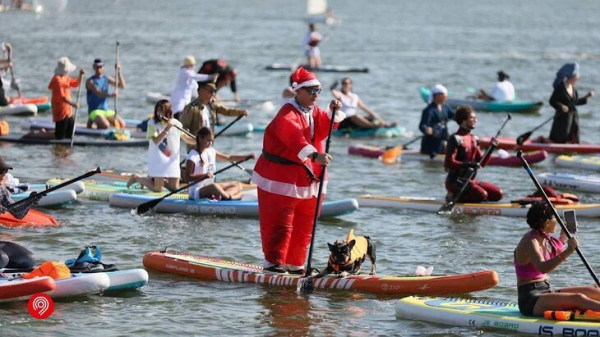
306, 87, 322, 95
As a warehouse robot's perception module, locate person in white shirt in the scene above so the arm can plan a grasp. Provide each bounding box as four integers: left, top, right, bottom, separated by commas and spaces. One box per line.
330, 77, 396, 129
170, 56, 217, 115
185, 127, 255, 200
478, 71, 515, 102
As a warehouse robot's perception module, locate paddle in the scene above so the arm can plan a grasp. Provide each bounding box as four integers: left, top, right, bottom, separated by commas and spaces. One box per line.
517, 151, 600, 287
161, 115, 253, 177
380, 135, 424, 164
437, 114, 512, 215
516, 116, 554, 145
70, 72, 85, 148
7, 167, 101, 211
5, 45, 21, 97
135, 156, 253, 215
298, 108, 338, 295
114, 41, 120, 117
214, 114, 244, 138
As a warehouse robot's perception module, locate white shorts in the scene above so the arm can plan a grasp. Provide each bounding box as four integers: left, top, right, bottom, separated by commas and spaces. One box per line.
305, 47, 320, 58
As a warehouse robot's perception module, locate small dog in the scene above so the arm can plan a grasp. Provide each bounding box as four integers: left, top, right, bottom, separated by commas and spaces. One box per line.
315, 229, 376, 278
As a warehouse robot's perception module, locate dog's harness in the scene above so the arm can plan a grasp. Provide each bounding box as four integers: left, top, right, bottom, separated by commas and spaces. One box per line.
330, 235, 369, 273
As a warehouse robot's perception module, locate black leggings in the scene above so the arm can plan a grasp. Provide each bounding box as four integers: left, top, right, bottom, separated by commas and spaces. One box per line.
55, 116, 75, 140
0, 241, 35, 269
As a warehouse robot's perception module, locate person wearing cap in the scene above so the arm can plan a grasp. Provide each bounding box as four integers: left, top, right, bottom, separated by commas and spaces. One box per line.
48, 57, 85, 139
547, 62, 594, 144
330, 77, 396, 129
171, 56, 218, 116
179, 79, 249, 153
198, 59, 240, 103
303, 24, 322, 68
85, 58, 126, 129
444, 105, 503, 203
477, 71, 516, 102
419, 84, 454, 158
252, 67, 344, 274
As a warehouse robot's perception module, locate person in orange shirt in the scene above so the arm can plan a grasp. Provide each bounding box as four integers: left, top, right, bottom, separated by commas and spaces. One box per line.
48, 57, 85, 140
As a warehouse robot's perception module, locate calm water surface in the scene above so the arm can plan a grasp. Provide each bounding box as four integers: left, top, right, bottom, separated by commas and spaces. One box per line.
2, 0, 600, 335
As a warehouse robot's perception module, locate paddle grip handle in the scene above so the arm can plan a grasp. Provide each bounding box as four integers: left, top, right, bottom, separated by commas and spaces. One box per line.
518, 151, 600, 287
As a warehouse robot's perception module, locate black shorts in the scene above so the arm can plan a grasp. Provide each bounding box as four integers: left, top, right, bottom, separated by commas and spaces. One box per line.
518, 281, 556, 316
55, 116, 75, 140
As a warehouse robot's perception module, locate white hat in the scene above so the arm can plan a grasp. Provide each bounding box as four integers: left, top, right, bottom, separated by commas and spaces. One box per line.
184, 55, 196, 67
54, 57, 76, 75
430, 84, 448, 95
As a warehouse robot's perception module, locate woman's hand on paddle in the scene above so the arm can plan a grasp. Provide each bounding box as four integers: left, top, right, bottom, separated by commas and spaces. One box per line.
247, 152, 256, 160
315, 153, 332, 166
329, 99, 342, 112
587, 91, 595, 99
165, 118, 176, 130
206, 171, 214, 179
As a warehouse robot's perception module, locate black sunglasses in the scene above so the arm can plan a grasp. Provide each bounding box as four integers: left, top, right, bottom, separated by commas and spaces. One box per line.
306, 87, 322, 95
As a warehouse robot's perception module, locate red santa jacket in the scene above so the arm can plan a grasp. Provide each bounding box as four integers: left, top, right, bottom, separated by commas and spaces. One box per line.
253, 101, 344, 199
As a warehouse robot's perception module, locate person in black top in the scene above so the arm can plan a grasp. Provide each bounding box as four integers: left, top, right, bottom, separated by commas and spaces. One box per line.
419, 84, 454, 158
548, 62, 594, 144
198, 59, 240, 103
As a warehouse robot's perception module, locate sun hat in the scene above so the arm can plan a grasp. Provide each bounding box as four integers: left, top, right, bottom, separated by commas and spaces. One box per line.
54, 57, 76, 75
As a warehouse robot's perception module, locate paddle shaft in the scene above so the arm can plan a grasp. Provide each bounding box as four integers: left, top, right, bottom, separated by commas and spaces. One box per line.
402, 135, 423, 149
437, 114, 511, 214
136, 156, 252, 215
6, 48, 21, 97
114, 41, 120, 116
70, 77, 85, 148
7, 167, 101, 210
214, 115, 244, 138
304, 108, 338, 277
517, 151, 600, 287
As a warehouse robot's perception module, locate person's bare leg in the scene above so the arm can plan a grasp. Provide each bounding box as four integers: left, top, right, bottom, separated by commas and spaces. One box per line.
94, 115, 110, 129
164, 177, 180, 192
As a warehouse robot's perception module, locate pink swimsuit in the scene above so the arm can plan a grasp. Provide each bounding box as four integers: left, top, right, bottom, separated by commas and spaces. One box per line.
514, 232, 564, 279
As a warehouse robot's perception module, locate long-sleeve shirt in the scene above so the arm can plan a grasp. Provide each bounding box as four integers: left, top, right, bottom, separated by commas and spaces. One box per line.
419, 102, 454, 157
549, 82, 588, 144
48, 74, 79, 122
170, 67, 211, 113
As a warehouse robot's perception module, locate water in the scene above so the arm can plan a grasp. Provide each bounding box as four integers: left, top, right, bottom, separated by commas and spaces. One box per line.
2, 0, 600, 335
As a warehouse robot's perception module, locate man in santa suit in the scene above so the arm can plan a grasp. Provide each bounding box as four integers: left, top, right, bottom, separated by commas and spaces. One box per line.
252, 67, 344, 274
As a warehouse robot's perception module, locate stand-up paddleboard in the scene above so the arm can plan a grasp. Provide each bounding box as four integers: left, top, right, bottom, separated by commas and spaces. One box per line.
348, 144, 548, 167
396, 296, 600, 335
143, 251, 498, 295
358, 195, 600, 217
0, 276, 56, 302
9, 97, 50, 113
0, 135, 148, 147
103, 269, 149, 292
265, 63, 369, 73
556, 155, 600, 172
419, 87, 543, 113
333, 126, 409, 138
479, 137, 600, 154
539, 172, 600, 193
110, 193, 358, 218
0, 209, 58, 228
12, 189, 77, 207
35, 180, 85, 194
0, 272, 110, 298
0, 103, 37, 116
21, 118, 146, 139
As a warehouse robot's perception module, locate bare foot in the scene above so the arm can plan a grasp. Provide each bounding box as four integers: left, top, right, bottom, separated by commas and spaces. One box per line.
127, 174, 138, 189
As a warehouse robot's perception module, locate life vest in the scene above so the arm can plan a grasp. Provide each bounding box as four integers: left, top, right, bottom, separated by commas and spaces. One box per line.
330, 229, 369, 273
23, 261, 71, 280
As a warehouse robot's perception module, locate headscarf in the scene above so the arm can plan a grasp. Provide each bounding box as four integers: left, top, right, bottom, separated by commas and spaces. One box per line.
552, 62, 580, 89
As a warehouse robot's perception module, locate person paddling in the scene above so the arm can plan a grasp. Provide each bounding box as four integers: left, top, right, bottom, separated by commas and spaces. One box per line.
330, 77, 396, 129
477, 70, 515, 102
127, 100, 195, 192
419, 84, 454, 158
170, 56, 218, 116
444, 105, 503, 203
514, 201, 600, 317
179, 80, 249, 152
185, 127, 255, 201
303, 24, 322, 68
85, 58, 126, 129
48, 57, 85, 140
545, 62, 594, 144
252, 67, 344, 274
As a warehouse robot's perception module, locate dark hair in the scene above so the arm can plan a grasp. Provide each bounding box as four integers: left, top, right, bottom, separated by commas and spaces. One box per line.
341, 77, 351, 84
195, 127, 213, 165
498, 70, 509, 81
526, 202, 553, 230
153, 99, 172, 122
454, 105, 474, 125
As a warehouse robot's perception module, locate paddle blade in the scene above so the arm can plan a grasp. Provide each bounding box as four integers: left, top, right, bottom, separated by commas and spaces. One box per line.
10, 77, 20, 92
516, 132, 531, 146
296, 276, 315, 294
136, 198, 162, 215
436, 201, 455, 215
380, 146, 402, 165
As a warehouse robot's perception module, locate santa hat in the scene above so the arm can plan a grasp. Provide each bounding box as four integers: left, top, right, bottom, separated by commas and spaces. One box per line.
291, 67, 321, 92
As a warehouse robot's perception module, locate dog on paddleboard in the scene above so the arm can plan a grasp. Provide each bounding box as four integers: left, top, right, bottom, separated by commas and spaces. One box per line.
315, 229, 376, 279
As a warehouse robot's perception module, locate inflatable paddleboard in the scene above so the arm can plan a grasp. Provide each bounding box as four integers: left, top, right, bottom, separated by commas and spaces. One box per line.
358, 195, 600, 217
479, 137, 600, 154
104, 269, 149, 292
0, 103, 37, 116
143, 251, 498, 295
21, 118, 146, 139
396, 296, 600, 335
419, 87, 543, 113
0, 135, 148, 147
12, 189, 77, 207
556, 155, 600, 172
0, 276, 56, 302
333, 126, 409, 139
539, 172, 600, 193
265, 63, 369, 73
